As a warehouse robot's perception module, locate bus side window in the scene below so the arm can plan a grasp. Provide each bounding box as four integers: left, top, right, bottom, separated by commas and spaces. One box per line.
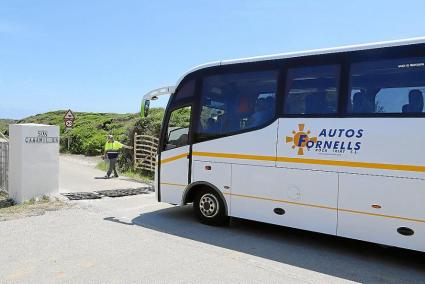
164, 106, 191, 150
283, 65, 340, 115
347, 57, 425, 114
196, 70, 278, 141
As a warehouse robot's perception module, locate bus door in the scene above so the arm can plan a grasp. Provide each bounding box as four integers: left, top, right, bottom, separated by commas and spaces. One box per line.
276, 64, 341, 235
159, 105, 192, 204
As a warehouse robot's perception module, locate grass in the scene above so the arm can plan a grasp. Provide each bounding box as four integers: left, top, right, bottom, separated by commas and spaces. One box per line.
1, 195, 49, 210
0, 195, 69, 221
96, 160, 108, 171
0, 191, 7, 199
96, 161, 153, 183
0, 191, 13, 209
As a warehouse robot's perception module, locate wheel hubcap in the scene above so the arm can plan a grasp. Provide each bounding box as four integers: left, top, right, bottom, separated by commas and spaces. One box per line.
199, 193, 219, 218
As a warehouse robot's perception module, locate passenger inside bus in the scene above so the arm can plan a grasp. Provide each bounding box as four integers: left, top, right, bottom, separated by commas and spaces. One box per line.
352, 91, 375, 113
197, 70, 278, 140
351, 89, 424, 114
348, 57, 425, 114
402, 89, 424, 113
201, 93, 276, 135
248, 95, 275, 127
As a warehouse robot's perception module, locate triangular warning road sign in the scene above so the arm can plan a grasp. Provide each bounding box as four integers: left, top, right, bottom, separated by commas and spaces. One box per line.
64, 109, 75, 120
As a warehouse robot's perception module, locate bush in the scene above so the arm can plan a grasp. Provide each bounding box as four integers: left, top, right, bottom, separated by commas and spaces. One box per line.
4, 109, 170, 173
133, 108, 165, 137
83, 133, 106, 156
56, 112, 141, 156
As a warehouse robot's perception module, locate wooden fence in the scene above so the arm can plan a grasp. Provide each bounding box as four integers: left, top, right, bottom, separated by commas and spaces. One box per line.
133, 133, 159, 172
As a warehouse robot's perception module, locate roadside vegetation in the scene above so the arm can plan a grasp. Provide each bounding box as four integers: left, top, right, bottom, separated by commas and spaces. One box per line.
0, 108, 180, 179
0, 119, 16, 136
0, 194, 69, 221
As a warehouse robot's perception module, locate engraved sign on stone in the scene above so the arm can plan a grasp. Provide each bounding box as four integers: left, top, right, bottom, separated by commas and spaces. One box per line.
25, 130, 59, 144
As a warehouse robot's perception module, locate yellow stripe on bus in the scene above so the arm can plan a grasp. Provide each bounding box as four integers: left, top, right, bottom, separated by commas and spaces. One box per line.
223, 192, 336, 211
158, 180, 424, 223
224, 192, 425, 223
191, 151, 425, 173
193, 151, 276, 162
274, 156, 425, 173
338, 208, 425, 223
160, 182, 187, 187
161, 151, 425, 172
161, 153, 188, 164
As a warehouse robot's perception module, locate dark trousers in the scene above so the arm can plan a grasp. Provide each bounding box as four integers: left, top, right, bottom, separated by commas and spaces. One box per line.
107, 158, 118, 177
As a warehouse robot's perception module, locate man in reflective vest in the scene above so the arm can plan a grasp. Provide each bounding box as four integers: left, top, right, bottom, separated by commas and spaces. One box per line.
104, 134, 133, 178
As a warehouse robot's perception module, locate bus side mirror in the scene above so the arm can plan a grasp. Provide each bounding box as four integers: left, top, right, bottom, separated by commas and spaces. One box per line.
141, 99, 150, 117
141, 96, 159, 117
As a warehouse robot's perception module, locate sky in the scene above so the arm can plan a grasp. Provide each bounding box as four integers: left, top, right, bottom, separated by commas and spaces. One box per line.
1, 0, 425, 119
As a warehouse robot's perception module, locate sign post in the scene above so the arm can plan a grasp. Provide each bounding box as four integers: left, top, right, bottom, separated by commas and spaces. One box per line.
64, 109, 75, 130
64, 110, 75, 151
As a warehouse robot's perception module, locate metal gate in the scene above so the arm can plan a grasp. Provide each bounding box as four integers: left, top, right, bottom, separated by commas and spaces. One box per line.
133, 133, 159, 172
0, 135, 9, 193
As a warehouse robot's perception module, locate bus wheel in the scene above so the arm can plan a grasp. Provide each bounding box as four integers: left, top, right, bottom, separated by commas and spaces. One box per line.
193, 188, 228, 226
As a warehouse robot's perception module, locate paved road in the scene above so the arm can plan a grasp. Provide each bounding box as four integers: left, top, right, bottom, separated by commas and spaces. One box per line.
59, 155, 147, 193
0, 156, 424, 283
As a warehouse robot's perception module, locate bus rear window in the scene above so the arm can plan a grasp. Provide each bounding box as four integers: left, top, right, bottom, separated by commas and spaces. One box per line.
347, 57, 425, 114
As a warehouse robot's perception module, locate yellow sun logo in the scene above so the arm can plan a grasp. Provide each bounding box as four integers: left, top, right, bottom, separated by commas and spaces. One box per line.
286, 124, 317, 155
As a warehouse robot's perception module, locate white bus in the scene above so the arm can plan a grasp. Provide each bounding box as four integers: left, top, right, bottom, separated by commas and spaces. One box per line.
142, 38, 425, 252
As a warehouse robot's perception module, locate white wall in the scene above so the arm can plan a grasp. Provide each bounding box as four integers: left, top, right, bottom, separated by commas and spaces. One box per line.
9, 124, 59, 203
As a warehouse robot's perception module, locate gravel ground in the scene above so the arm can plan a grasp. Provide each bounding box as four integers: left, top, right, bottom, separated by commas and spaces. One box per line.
0, 194, 424, 284
0, 196, 71, 222
0, 155, 423, 283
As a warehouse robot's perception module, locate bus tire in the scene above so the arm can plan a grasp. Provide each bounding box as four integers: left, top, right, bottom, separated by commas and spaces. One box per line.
193, 188, 228, 226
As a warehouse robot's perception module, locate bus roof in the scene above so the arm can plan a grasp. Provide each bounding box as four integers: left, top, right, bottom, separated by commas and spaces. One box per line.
176, 37, 425, 87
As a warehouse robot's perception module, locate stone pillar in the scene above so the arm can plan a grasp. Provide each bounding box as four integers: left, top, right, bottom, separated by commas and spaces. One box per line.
9, 124, 59, 203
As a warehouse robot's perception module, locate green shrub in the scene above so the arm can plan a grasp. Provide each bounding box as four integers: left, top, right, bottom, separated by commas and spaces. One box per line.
2, 109, 171, 173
